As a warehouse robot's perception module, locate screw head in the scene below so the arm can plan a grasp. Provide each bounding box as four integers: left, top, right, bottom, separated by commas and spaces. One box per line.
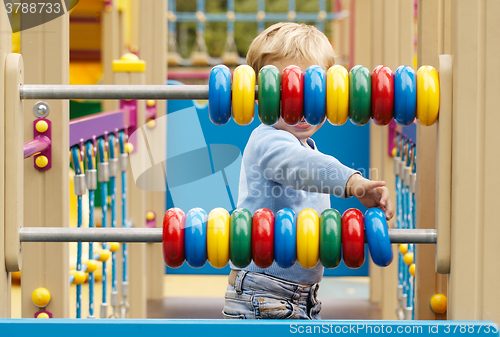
33, 101, 50, 118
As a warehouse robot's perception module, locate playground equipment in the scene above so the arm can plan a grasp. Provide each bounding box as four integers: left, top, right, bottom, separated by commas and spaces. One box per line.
167, 0, 347, 66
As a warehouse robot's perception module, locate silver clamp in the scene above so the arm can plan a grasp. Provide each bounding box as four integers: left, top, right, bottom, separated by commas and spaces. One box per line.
100, 303, 109, 319
73, 174, 87, 196
98, 162, 109, 183
86, 169, 97, 191
403, 167, 411, 187
394, 157, 401, 176
120, 281, 130, 319
404, 307, 413, 320
409, 173, 417, 194
119, 153, 129, 172
110, 291, 119, 319
109, 158, 119, 177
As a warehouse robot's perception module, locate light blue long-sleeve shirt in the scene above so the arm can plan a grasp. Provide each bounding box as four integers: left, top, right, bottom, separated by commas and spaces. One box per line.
232, 124, 358, 284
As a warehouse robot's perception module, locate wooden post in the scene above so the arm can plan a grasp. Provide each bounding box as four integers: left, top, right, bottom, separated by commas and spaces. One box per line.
138, 0, 166, 302
20, 5, 70, 318
0, 1, 12, 318
102, 0, 120, 112
113, 54, 147, 318
448, 0, 500, 322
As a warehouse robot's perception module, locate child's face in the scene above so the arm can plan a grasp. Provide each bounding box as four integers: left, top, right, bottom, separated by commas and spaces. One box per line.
270, 59, 327, 141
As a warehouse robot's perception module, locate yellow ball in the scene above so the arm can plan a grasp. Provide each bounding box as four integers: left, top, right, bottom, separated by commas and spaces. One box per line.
35, 120, 49, 133
399, 244, 408, 255
430, 294, 447, 314
125, 142, 134, 154
85, 260, 98, 273
74, 271, 86, 285
146, 100, 156, 107
35, 155, 49, 168
97, 249, 111, 262
146, 211, 156, 221
121, 53, 139, 61
391, 147, 397, 157
32, 287, 51, 307
409, 263, 415, 277
37, 312, 50, 319
146, 119, 156, 129
403, 252, 414, 266
109, 242, 120, 252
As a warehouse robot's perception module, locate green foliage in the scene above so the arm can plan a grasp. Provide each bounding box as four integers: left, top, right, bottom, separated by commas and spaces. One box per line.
171, 0, 333, 59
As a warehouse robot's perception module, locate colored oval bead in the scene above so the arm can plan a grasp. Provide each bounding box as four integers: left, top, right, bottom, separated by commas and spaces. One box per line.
371, 65, 394, 126
162, 208, 185, 268
326, 65, 349, 126
319, 209, 342, 269
207, 208, 230, 268
416, 65, 439, 126
230, 208, 253, 268
258, 65, 281, 125
252, 208, 275, 269
208, 65, 232, 125
296, 209, 319, 269
394, 65, 417, 125
184, 208, 208, 268
232, 65, 255, 125
303, 65, 326, 125
364, 208, 393, 267
281, 65, 304, 126
341, 208, 365, 268
349, 65, 371, 126
274, 208, 297, 269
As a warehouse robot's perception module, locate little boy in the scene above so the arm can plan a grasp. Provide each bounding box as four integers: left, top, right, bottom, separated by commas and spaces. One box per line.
223, 22, 394, 320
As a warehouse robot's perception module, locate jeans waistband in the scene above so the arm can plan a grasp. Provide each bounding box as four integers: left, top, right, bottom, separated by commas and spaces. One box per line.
229, 270, 319, 302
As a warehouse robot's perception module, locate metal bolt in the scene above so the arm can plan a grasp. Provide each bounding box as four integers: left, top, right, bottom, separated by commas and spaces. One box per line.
33, 101, 50, 118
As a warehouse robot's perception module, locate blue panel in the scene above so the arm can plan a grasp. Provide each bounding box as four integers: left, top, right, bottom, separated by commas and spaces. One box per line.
0, 319, 497, 337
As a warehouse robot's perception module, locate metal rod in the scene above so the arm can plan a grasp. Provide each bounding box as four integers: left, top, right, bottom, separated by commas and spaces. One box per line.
19, 227, 437, 244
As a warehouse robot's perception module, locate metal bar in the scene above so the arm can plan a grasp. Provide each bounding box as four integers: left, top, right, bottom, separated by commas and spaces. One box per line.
19, 227, 437, 244
20, 84, 262, 100
23, 135, 51, 159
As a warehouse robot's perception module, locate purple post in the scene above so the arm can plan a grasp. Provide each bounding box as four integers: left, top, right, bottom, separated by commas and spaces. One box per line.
33, 118, 52, 171
24, 135, 51, 159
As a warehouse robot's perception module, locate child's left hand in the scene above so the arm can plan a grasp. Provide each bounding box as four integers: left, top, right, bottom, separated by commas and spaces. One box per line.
346, 174, 395, 220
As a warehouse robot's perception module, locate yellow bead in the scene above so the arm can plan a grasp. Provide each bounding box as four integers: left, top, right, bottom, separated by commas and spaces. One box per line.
296, 209, 320, 269
36, 155, 49, 168
430, 293, 447, 314
97, 249, 111, 262
146, 211, 156, 221
73, 271, 86, 285
409, 263, 415, 277
146, 100, 156, 107
147, 119, 156, 129
403, 252, 414, 266
326, 65, 349, 126
391, 147, 397, 157
109, 242, 120, 252
232, 65, 255, 125
35, 120, 49, 133
125, 143, 134, 154
207, 208, 230, 268
85, 260, 98, 273
399, 243, 408, 255
32, 287, 51, 307
37, 312, 50, 319
416, 65, 440, 126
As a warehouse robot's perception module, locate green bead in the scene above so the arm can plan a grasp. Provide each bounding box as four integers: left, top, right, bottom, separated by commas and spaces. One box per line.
319, 209, 342, 268
258, 65, 281, 125
230, 208, 252, 268
349, 65, 371, 126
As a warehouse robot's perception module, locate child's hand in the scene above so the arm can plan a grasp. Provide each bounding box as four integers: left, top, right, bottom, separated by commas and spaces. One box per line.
346, 174, 395, 220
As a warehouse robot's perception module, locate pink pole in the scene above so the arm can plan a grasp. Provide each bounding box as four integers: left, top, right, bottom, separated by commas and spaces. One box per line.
24, 135, 51, 159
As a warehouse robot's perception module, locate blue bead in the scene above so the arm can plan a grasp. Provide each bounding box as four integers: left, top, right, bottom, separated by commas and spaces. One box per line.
184, 208, 208, 268
208, 65, 232, 125
303, 66, 327, 126
394, 66, 417, 126
364, 208, 393, 267
274, 208, 296, 268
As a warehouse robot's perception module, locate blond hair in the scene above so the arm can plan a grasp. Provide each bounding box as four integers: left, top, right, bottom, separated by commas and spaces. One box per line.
246, 22, 336, 74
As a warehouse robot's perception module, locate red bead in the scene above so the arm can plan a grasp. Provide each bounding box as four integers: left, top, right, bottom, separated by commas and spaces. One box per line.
281, 65, 304, 126
252, 208, 275, 268
341, 208, 365, 268
371, 65, 394, 126
162, 208, 185, 268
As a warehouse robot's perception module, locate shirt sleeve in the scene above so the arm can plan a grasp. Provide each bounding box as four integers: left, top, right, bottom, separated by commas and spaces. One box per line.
251, 126, 359, 198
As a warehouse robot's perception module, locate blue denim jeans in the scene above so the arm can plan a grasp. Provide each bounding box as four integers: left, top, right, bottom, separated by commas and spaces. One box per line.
222, 270, 322, 320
